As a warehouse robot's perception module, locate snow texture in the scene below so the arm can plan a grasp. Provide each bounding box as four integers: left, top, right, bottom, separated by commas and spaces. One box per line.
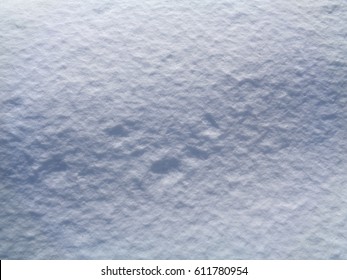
1, 0, 347, 259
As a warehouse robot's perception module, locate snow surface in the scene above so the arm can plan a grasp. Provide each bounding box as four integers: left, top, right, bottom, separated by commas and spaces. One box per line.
1, 0, 347, 259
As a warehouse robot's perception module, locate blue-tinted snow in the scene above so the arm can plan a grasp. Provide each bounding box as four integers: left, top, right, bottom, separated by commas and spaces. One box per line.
0, 0, 346, 259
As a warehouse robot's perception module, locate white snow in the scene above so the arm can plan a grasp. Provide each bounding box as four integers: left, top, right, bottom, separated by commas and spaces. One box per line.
1, 0, 347, 259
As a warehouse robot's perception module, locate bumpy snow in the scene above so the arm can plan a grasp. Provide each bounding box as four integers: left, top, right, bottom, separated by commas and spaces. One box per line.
1, 0, 346, 259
